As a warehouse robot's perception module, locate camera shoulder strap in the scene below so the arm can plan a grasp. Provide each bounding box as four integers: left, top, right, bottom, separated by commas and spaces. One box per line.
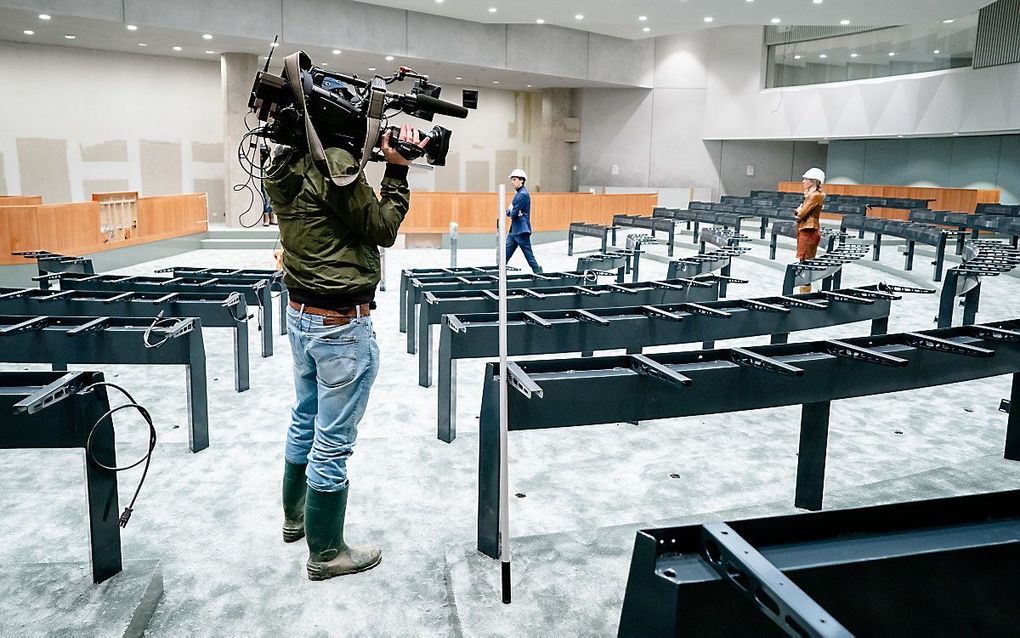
283, 51, 379, 189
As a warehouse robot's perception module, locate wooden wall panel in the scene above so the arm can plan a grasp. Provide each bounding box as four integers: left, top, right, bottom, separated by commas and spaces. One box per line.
777, 182, 1001, 219
0, 194, 208, 266
402, 192, 657, 234
0, 195, 43, 206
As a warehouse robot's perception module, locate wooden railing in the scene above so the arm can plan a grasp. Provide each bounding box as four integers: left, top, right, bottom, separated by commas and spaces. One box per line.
0, 193, 208, 266
401, 192, 658, 234
778, 182, 1000, 219
0, 195, 43, 206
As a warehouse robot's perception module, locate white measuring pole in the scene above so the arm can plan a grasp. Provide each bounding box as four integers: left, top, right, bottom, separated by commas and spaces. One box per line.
497, 184, 512, 604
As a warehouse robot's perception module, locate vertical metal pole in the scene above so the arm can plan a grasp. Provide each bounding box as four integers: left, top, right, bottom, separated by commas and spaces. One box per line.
497, 184, 512, 604
1005, 372, 1020, 461
450, 222, 458, 268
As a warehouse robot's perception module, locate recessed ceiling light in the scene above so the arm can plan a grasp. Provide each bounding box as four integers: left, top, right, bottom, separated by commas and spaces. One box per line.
435, 0, 444, 3
270, 41, 278, 47
575, 14, 583, 20
64, 34, 76, 40
794, 55, 802, 59
492, 80, 499, 84
819, 54, 827, 59
638, 15, 648, 21
489, 7, 497, 13
455, 76, 462, 80
526, 84, 532, 87
934, 49, 941, 54
889, 51, 896, 56
138, 43, 147, 47
536, 18, 544, 24
332, 49, 341, 55
770, 18, 781, 24
704, 16, 713, 23
942, 19, 954, 24
643, 27, 651, 32
202, 33, 213, 40
850, 53, 859, 58
205, 50, 215, 54
368, 67, 376, 71
746, 0, 753, 3
38, 13, 51, 20
385, 55, 394, 61
840, 19, 851, 25
126, 24, 138, 31
953, 132, 960, 136
23, 30, 34, 35
897, 135, 904, 138
173, 46, 182, 51
813, 0, 823, 4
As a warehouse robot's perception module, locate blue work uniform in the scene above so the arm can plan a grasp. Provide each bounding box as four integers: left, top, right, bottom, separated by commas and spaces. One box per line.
505, 185, 541, 272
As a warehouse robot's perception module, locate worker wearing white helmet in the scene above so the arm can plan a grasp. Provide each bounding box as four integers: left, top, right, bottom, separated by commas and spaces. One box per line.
795, 167, 826, 293
505, 168, 542, 273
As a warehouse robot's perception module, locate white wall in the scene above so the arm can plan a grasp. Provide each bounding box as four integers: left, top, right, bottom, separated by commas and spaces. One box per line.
0, 40, 223, 207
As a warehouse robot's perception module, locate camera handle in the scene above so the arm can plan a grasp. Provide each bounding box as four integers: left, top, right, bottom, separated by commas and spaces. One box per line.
283, 51, 384, 188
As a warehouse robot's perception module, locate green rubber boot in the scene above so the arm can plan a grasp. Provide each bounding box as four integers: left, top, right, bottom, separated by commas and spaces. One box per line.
281, 461, 307, 543
305, 487, 382, 580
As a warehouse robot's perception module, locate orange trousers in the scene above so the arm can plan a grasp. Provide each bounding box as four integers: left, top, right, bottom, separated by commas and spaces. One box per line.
797, 229, 820, 261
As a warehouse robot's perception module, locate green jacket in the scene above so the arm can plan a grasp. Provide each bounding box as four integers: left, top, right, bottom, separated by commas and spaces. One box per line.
264, 148, 410, 305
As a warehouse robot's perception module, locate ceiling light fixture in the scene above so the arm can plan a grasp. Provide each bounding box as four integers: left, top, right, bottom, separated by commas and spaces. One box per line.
385, 55, 394, 61
368, 67, 376, 71
38, 13, 51, 20
270, 41, 278, 47
489, 8, 497, 13
492, 81, 499, 84
794, 55, 802, 59
888, 51, 896, 56
332, 49, 341, 55
704, 16, 713, 23
202, 33, 213, 40
455, 76, 462, 80
840, 19, 851, 25
819, 54, 827, 59
575, 14, 583, 20
536, 18, 544, 24
813, 0, 823, 4
173, 46, 182, 51
638, 15, 647, 21
126, 24, 138, 31
64, 34, 76, 39
850, 53, 859, 58
643, 27, 651, 32
934, 49, 941, 54
771, 18, 781, 24
138, 43, 146, 47
526, 84, 532, 87
942, 19, 954, 24
23, 30, 34, 35
205, 50, 215, 54
435, 0, 443, 3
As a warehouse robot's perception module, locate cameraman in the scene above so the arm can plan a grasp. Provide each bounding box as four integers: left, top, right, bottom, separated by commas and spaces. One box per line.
265, 124, 427, 581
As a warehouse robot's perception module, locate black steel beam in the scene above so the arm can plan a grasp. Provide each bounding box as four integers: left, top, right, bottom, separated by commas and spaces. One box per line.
433, 285, 901, 442
163, 267, 288, 336
0, 287, 250, 392
0, 315, 209, 452
618, 490, 1020, 637
476, 320, 1020, 558
40, 272, 273, 358
0, 371, 122, 583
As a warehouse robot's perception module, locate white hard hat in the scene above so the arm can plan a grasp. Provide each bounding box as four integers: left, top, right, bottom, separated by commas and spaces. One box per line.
508, 168, 528, 180
802, 167, 826, 184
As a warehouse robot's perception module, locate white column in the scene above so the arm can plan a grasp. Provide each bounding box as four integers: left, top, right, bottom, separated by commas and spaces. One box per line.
221, 52, 259, 228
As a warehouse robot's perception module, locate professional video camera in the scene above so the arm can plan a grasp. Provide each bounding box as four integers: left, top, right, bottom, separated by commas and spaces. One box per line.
248, 43, 468, 188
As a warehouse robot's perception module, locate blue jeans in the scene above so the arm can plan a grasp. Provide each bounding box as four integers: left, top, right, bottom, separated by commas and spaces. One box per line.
505, 233, 541, 272
286, 305, 380, 493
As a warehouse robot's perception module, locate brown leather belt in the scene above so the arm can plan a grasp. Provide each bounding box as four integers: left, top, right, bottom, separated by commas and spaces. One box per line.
289, 300, 370, 326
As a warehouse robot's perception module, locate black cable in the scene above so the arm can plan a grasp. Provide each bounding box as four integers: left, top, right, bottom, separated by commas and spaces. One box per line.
81, 382, 157, 528
142, 311, 188, 349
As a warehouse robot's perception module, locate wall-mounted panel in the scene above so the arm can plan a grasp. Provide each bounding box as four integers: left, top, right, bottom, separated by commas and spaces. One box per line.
949, 135, 1003, 190
406, 13, 506, 68
587, 34, 654, 88
862, 139, 910, 185
647, 88, 719, 192
286, 0, 407, 54
17, 138, 71, 204
826, 140, 867, 183
125, 0, 281, 39
506, 25, 587, 80
904, 138, 953, 186
997, 135, 1020, 204
719, 140, 796, 197
80, 140, 128, 162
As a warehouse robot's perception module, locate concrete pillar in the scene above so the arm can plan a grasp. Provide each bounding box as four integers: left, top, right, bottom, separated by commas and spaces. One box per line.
221, 52, 259, 228
540, 88, 578, 193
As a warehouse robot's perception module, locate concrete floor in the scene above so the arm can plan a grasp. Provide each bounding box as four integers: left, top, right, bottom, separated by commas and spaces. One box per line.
1, 227, 1018, 636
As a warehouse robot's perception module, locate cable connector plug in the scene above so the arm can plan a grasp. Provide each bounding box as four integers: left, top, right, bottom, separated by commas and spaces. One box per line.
119, 507, 133, 528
